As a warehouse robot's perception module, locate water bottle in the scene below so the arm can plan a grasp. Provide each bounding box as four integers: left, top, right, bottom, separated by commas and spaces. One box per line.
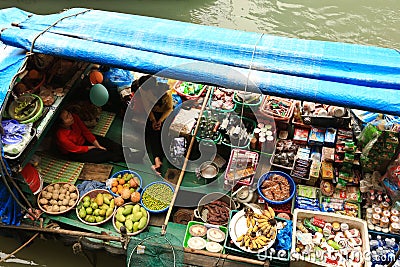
370, 239, 379, 250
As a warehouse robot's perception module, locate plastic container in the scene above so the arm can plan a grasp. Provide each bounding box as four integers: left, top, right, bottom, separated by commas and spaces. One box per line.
207, 86, 236, 113
259, 96, 295, 123
221, 116, 256, 149
140, 181, 174, 213
183, 221, 228, 253
291, 209, 370, 267
8, 94, 43, 124
257, 171, 296, 205
301, 108, 351, 128
106, 170, 143, 198
173, 80, 207, 100
224, 148, 259, 186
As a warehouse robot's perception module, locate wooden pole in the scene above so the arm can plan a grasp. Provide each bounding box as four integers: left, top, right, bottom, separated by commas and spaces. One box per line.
161, 88, 212, 235
0, 224, 122, 242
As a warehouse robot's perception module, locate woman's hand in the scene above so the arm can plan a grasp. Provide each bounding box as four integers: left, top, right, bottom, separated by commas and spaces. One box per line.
93, 140, 107, 150
152, 121, 161, 131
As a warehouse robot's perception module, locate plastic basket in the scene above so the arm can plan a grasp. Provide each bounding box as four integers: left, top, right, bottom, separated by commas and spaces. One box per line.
224, 149, 259, 186
221, 116, 256, 149
301, 109, 351, 128
291, 209, 370, 267
207, 86, 237, 113
259, 96, 295, 122
257, 171, 296, 205
173, 80, 207, 100
183, 221, 227, 253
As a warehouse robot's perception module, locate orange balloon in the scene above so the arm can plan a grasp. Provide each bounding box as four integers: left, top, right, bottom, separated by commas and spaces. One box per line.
89, 70, 103, 84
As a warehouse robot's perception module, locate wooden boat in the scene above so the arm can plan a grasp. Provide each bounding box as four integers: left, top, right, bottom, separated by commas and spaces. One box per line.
0, 7, 399, 267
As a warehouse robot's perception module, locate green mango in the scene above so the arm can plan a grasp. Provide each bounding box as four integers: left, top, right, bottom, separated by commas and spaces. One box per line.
125, 219, 133, 231
83, 195, 90, 202
95, 216, 104, 223
140, 207, 147, 218
132, 211, 142, 222
79, 207, 86, 218
93, 209, 100, 216
116, 213, 126, 223
132, 204, 140, 214
91, 202, 98, 210
117, 207, 124, 215
126, 214, 134, 221
87, 215, 95, 223
103, 195, 110, 205
99, 209, 106, 217
109, 199, 115, 209
122, 205, 133, 216
96, 193, 104, 206
100, 203, 109, 210
133, 222, 139, 232
86, 207, 93, 215
106, 208, 114, 218
83, 201, 90, 208
115, 220, 124, 232
138, 217, 147, 230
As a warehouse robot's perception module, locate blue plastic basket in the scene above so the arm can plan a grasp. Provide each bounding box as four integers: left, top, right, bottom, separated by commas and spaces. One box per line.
107, 170, 143, 197
257, 171, 296, 205
140, 181, 175, 213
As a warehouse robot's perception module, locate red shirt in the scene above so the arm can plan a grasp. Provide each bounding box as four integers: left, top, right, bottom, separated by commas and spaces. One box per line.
56, 114, 96, 154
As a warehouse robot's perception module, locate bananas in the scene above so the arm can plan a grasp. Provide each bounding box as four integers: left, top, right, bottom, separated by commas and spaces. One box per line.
235, 206, 277, 251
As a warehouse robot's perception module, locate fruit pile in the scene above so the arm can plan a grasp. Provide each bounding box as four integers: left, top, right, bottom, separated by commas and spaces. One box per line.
114, 203, 148, 234
77, 191, 115, 224
236, 207, 277, 251
109, 172, 141, 206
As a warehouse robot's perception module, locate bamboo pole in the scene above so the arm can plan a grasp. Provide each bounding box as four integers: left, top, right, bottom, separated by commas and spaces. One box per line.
161, 88, 212, 235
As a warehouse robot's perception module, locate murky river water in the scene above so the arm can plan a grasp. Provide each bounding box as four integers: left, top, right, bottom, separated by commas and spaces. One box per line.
0, 0, 399, 266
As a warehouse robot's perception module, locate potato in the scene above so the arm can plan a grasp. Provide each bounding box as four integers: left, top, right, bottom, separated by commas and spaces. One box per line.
58, 200, 63, 206
68, 199, 76, 206
50, 199, 58, 205
69, 186, 76, 193
39, 198, 48, 205
70, 193, 78, 200
59, 206, 67, 212
44, 192, 52, 200
47, 186, 54, 192
58, 193, 65, 200
62, 199, 69, 206
60, 189, 67, 195
52, 193, 59, 200
54, 184, 60, 190
52, 205, 60, 212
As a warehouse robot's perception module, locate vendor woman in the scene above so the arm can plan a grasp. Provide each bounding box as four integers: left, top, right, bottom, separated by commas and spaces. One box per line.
56, 109, 124, 163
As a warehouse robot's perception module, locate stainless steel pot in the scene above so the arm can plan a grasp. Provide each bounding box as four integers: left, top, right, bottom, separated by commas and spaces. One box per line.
193, 192, 239, 225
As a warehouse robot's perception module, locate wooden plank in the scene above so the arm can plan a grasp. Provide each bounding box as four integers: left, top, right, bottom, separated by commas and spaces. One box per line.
149, 212, 168, 227
183, 251, 269, 267
78, 163, 113, 182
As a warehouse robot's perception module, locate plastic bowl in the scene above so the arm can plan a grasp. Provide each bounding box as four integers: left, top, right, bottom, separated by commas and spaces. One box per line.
75, 189, 116, 226
140, 181, 174, 213
8, 94, 43, 123
106, 170, 143, 198
257, 171, 296, 205
112, 202, 150, 236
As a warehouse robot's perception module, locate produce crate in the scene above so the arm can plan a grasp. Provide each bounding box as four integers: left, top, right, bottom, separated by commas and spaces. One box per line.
291, 209, 370, 267
224, 210, 291, 266
183, 221, 228, 253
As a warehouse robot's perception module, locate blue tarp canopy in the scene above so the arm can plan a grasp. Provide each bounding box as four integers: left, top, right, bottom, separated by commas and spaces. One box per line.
0, 8, 400, 115
0, 8, 29, 111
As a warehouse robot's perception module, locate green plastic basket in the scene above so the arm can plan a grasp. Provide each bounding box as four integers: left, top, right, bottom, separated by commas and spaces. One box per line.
183, 221, 228, 253
221, 116, 256, 149
207, 87, 237, 113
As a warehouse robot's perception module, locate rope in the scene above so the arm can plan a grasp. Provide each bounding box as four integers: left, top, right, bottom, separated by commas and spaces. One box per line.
29, 9, 92, 55
0, 222, 58, 263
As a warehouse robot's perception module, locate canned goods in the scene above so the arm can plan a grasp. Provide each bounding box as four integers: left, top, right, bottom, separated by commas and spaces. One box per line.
372, 213, 381, 225
366, 208, 373, 215
382, 210, 391, 218
374, 207, 382, 215
323, 223, 333, 236
380, 217, 389, 228
340, 223, 349, 232
332, 222, 340, 232
380, 201, 390, 210
391, 209, 399, 217
390, 222, 400, 234
390, 215, 399, 223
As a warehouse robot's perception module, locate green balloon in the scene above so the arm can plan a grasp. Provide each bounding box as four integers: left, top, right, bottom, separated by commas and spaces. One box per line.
90, 84, 109, 106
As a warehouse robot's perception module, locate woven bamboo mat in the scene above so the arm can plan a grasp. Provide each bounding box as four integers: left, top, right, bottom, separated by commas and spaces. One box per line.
90, 111, 116, 137
39, 154, 84, 185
